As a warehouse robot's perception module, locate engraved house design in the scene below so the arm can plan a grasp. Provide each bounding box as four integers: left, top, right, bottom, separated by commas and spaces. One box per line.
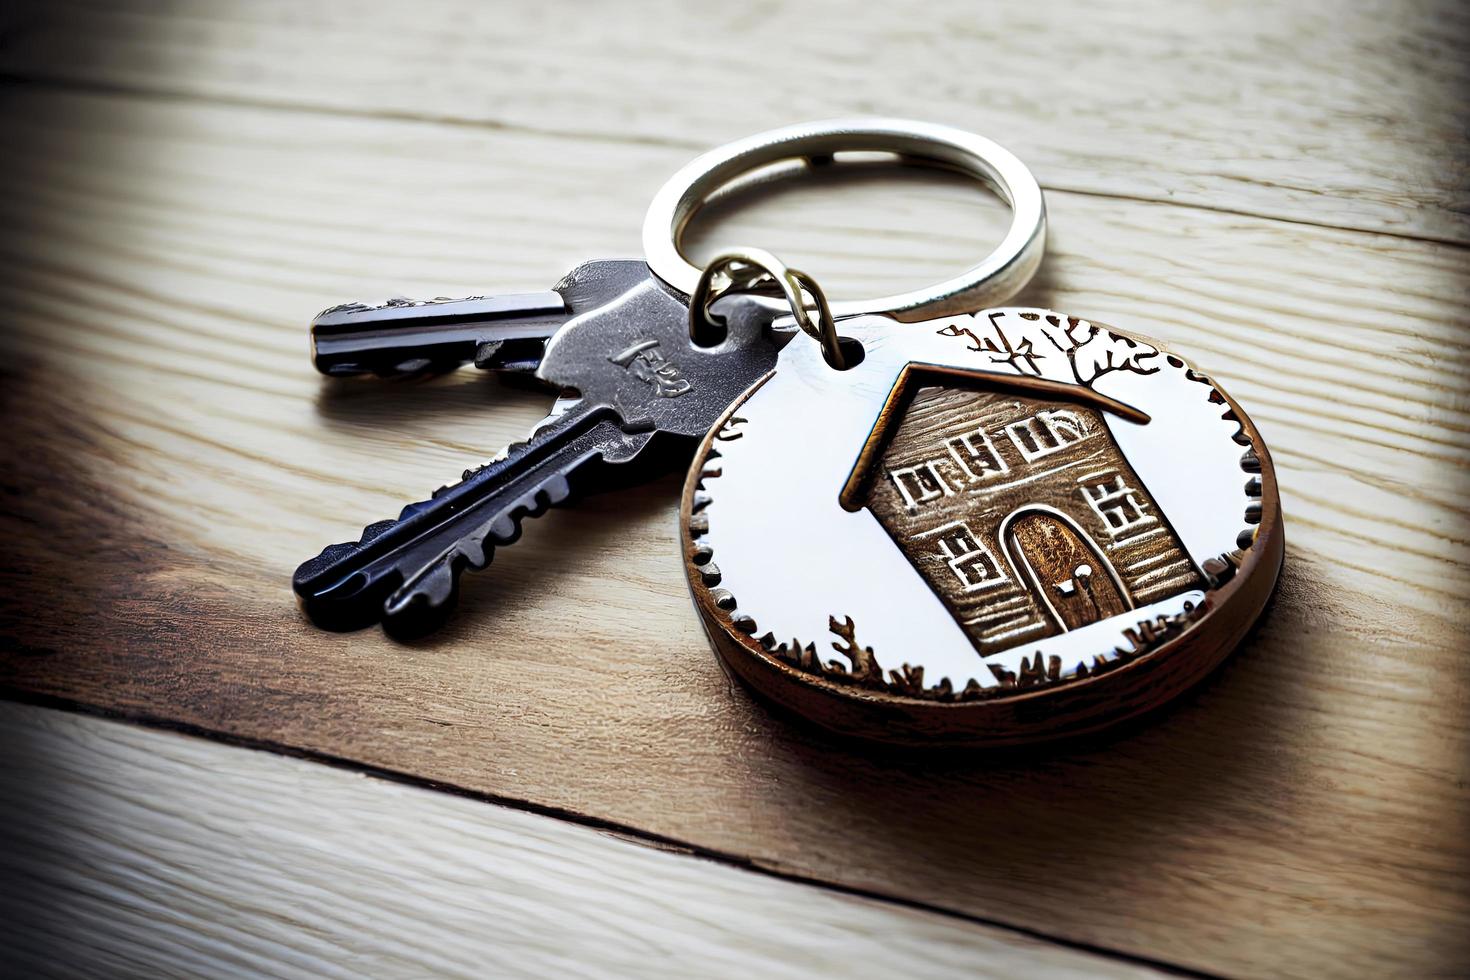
866, 385, 1203, 658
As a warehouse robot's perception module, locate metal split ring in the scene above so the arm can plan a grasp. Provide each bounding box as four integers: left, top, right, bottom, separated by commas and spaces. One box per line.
689, 247, 846, 369
643, 118, 1047, 322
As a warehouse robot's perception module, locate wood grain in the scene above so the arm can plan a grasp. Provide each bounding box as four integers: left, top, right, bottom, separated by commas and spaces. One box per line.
2, 0, 1467, 242
0, 14, 1467, 978
0, 702, 1167, 979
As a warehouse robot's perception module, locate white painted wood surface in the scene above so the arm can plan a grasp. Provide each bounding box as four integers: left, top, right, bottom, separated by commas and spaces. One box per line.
0, 703, 1159, 979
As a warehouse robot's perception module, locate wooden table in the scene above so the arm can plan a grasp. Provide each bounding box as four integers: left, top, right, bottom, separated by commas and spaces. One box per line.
1, 2, 1466, 976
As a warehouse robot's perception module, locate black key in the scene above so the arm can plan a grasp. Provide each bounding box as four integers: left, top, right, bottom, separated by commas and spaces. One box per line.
294, 264, 789, 635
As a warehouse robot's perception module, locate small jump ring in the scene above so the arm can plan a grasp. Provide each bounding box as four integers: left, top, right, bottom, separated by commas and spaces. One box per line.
689, 247, 846, 369
644, 118, 1047, 321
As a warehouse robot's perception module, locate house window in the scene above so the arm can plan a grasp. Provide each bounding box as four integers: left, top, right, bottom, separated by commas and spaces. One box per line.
889, 460, 954, 513
946, 427, 1008, 481
1082, 474, 1155, 535
1004, 409, 1089, 462
932, 522, 1007, 592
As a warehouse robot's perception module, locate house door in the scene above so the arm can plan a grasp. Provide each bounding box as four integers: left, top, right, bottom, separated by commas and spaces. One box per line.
1005, 510, 1131, 631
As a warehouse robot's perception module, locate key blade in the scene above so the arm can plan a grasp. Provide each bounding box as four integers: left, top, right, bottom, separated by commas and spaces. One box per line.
309, 259, 660, 379
311, 291, 569, 378
292, 410, 658, 634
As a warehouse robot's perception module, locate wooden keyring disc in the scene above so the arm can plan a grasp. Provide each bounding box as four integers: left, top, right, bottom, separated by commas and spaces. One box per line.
680, 308, 1282, 747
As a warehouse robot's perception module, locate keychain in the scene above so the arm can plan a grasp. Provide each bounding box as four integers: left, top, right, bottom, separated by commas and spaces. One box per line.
640, 122, 1283, 746
295, 118, 1282, 748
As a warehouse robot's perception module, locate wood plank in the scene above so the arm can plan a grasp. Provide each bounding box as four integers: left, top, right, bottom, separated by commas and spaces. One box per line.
1, 0, 1467, 242
0, 88, 1466, 977
0, 703, 1164, 978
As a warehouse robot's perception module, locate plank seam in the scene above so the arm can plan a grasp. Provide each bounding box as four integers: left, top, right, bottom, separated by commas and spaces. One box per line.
2, 72, 1466, 252
0, 689, 1218, 980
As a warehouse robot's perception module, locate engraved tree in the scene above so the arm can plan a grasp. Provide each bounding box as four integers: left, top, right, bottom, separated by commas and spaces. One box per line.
939, 311, 1160, 387
1026, 312, 1160, 384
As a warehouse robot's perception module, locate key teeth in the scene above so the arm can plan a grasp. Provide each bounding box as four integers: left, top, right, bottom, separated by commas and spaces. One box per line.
360, 518, 401, 545
376, 469, 581, 633
541, 472, 574, 507
488, 513, 520, 544
439, 437, 539, 497
292, 518, 399, 591
387, 556, 458, 618
299, 518, 398, 572
297, 410, 643, 635
294, 545, 363, 597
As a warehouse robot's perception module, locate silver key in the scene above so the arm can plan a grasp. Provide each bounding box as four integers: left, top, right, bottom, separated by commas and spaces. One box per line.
293, 260, 788, 634
309, 259, 647, 378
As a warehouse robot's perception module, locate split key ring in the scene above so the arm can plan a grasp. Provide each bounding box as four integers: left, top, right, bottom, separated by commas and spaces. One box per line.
641, 118, 1048, 323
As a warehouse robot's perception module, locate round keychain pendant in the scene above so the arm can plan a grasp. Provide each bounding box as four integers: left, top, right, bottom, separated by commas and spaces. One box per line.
647, 121, 1283, 746
681, 303, 1281, 746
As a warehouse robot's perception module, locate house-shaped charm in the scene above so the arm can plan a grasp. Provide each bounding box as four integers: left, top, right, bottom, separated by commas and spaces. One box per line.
866, 384, 1203, 658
